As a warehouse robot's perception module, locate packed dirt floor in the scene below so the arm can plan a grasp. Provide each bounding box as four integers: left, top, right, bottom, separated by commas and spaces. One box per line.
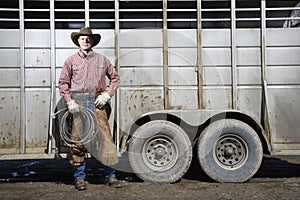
0, 155, 300, 200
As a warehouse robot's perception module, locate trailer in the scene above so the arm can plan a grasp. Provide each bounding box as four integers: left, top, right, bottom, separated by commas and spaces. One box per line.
0, 0, 300, 183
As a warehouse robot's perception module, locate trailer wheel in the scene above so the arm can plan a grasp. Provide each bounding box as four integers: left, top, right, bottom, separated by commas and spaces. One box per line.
197, 119, 263, 183
128, 120, 192, 183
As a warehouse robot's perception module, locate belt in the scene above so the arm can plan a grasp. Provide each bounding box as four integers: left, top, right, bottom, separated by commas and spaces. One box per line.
71, 91, 102, 97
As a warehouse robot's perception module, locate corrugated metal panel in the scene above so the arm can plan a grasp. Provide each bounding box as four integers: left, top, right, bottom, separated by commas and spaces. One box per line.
237, 88, 262, 123
25, 90, 50, 151
22, 28, 52, 153
267, 29, 300, 46
55, 30, 77, 48
0, 91, 21, 151
25, 49, 51, 67
168, 30, 196, 47
265, 28, 300, 149
0, 50, 19, 67
202, 48, 231, 66
0, 30, 19, 47
95, 30, 115, 48
237, 67, 261, 85
168, 67, 197, 86
236, 29, 260, 47
119, 48, 163, 66
25, 69, 51, 87
267, 47, 300, 66
236, 48, 261, 66
25, 30, 50, 47
268, 87, 300, 143
120, 29, 162, 47
203, 87, 231, 109
169, 88, 198, 109
267, 67, 300, 85
0, 24, 21, 154
203, 67, 231, 86
0, 69, 21, 87
119, 88, 164, 132
120, 67, 163, 86
202, 29, 230, 47
168, 48, 197, 66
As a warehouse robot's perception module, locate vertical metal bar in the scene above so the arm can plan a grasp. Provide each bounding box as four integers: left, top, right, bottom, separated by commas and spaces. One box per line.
19, 0, 25, 154
261, 1, 267, 81
114, 0, 120, 152
85, 0, 89, 27
197, 0, 203, 109
115, 0, 120, 70
163, 0, 169, 109
231, 0, 237, 109
47, 0, 56, 154
260, 0, 271, 143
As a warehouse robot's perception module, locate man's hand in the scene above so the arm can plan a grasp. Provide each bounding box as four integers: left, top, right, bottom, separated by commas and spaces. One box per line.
95, 92, 111, 109
67, 100, 80, 114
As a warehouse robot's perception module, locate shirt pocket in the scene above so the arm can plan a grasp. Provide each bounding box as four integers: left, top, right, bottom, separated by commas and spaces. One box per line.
93, 65, 106, 79
72, 64, 85, 80
72, 65, 81, 73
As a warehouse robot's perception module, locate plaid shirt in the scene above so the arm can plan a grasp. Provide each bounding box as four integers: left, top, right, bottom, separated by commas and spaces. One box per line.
59, 50, 120, 102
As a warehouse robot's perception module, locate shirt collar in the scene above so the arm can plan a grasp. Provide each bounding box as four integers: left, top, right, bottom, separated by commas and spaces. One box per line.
78, 50, 94, 58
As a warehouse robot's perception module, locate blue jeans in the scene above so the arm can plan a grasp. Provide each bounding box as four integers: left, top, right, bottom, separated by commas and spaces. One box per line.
71, 93, 96, 113
73, 161, 116, 180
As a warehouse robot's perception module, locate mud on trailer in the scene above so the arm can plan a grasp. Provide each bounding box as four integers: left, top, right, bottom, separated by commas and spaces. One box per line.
0, 0, 300, 183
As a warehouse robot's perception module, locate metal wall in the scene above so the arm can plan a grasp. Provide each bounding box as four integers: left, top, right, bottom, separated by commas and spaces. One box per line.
266, 29, 300, 152
0, 0, 300, 157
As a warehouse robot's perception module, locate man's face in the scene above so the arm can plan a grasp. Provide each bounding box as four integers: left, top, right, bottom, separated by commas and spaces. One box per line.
78, 35, 93, 51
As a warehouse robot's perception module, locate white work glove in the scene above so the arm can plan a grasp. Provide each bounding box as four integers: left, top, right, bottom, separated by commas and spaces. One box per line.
67, 100, 80, 114
94, 92, 111, 109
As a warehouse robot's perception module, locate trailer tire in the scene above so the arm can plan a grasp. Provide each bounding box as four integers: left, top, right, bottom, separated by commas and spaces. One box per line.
197, 119, 263, 183
128, 120, 192, 183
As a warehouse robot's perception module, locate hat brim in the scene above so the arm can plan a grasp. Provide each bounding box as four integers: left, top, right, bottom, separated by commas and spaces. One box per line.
71, 32, 101, 47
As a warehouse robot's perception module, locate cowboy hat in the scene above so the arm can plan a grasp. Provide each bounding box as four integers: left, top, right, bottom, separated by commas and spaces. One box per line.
71, 27, 101, 47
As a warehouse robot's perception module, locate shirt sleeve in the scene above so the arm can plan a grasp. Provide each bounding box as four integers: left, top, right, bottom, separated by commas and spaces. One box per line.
58, 57, 72, 103
105, 58, 120, 97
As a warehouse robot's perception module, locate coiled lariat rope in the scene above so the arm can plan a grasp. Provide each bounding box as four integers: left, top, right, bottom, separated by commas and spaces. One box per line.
54, 108, 97, 147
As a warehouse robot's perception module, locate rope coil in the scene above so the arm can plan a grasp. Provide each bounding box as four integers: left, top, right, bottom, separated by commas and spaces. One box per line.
58, 107, 97, 147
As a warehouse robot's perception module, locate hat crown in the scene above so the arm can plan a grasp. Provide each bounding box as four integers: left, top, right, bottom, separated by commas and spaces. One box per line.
78, 27, 93, 35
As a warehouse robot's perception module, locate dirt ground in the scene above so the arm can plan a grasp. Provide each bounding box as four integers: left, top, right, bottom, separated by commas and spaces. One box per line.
0, 155, 300, 200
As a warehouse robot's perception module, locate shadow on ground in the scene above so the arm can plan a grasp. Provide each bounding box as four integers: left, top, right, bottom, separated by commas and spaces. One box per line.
184, 154, 300, 182
0, 156, 141, 185
0, 155, 300, 184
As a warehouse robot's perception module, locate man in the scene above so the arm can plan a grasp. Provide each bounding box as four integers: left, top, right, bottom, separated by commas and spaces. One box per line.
59, 27, 121, 190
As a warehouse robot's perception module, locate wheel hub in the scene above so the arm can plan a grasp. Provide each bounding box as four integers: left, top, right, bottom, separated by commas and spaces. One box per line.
224, 146, 234, 158
142, 135, 178, 171
214, 134, 248, 169
154, 147, 165, 160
